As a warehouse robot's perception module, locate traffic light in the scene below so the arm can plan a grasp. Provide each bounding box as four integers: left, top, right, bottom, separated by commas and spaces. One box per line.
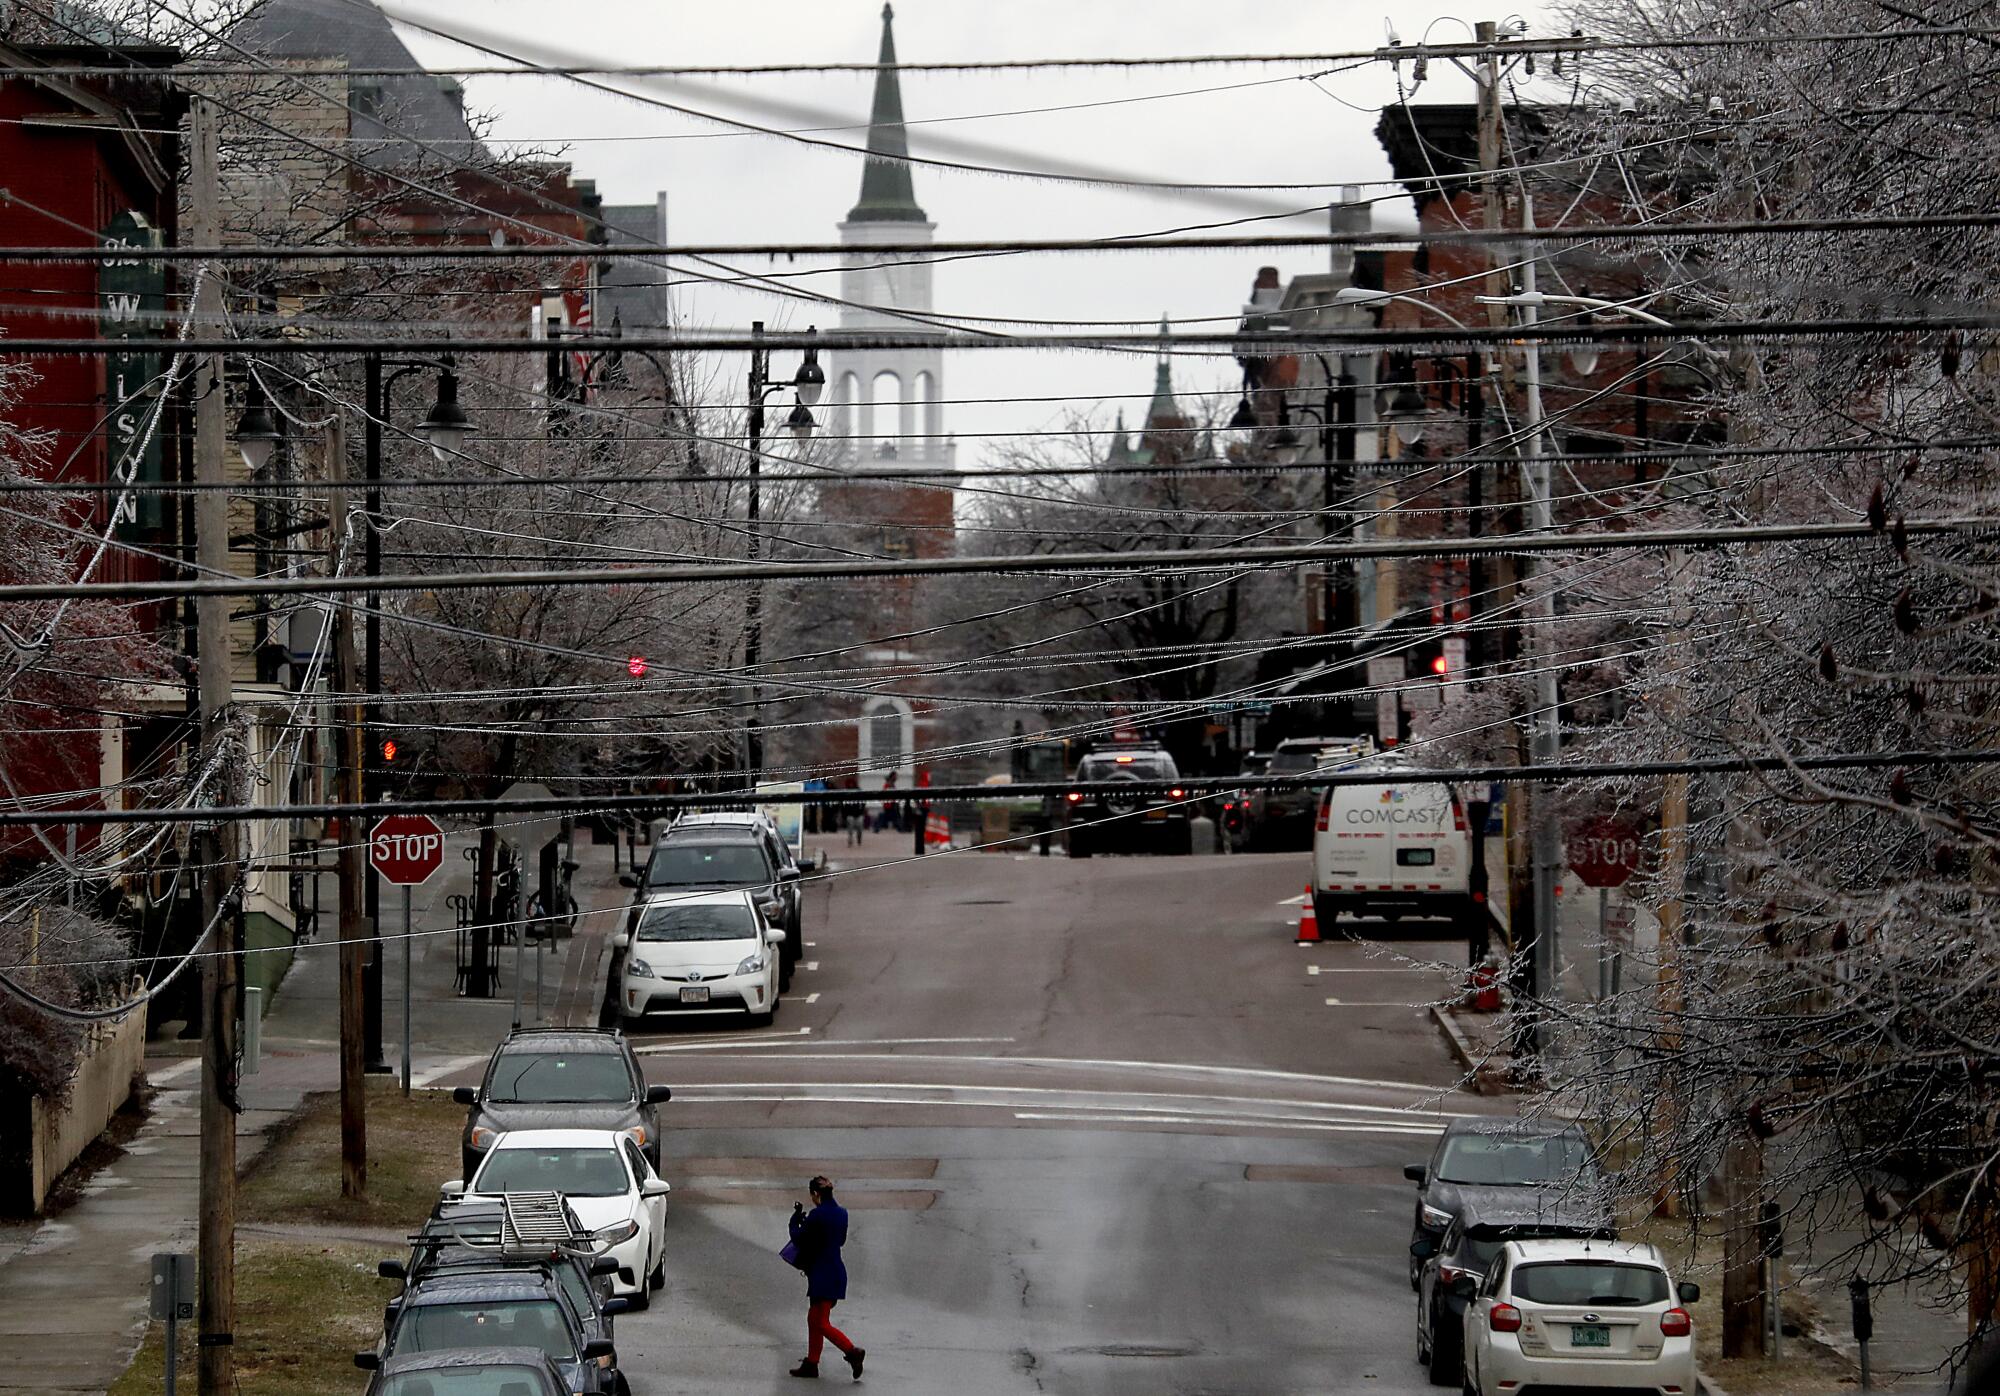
627, 655, 648, 678
1431, 654, 1449, 676
380, 738, 399, 763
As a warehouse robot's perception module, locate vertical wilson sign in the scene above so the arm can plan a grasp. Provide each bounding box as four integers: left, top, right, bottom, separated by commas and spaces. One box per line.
100, 211, 165, 533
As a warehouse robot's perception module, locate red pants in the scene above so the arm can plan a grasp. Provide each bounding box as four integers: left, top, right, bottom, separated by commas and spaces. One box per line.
808, 1299, 855, 1363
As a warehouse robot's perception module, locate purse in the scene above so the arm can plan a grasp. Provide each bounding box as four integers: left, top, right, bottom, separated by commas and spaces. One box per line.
779, 1239, 803, 1269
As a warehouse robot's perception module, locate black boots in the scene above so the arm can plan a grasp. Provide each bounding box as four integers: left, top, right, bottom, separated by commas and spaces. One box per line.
789, 1359, 818, 1378
846, 1348, 866, 1380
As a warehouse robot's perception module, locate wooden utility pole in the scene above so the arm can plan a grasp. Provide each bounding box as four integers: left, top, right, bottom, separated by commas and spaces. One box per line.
188, 96, 239, 1396
1721, 1132, 1765, 1356
328, 413, 367, 1200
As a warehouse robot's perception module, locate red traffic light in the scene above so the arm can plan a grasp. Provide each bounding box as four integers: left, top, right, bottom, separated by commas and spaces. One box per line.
1431, 655, 1449, 675
627, 655, 648, 678
380, 738, 399, 762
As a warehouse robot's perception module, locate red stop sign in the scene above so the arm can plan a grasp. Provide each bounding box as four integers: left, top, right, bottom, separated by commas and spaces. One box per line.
369, 814, 446, 886
1567, 816, 1642, 889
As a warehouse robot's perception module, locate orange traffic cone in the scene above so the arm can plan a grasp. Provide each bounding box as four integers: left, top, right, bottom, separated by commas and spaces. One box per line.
1295, 885, 1320, 944
925, 811, 951, 848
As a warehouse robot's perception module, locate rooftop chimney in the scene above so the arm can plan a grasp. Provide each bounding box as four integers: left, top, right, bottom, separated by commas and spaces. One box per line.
1330, 185, 1370, 280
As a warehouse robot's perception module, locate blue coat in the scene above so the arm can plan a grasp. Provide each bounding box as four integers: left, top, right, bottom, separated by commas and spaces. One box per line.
789, 1199, 849, 1301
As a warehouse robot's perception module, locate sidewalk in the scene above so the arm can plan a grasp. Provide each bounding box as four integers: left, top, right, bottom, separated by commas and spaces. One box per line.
0, 825, 628, 1394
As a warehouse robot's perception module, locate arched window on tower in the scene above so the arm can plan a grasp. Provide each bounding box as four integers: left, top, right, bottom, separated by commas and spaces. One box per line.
871, 370, 901, 459
915, 370, 937, 453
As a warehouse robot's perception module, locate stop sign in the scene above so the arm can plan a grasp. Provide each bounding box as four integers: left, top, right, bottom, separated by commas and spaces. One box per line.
1567, 816, 1643, 888
369, 814, 446, 886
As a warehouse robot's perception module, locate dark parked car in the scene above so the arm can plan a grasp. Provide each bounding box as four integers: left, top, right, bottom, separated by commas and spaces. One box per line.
455, 1028, 669, 1180
1412, 1198, 1616, 1386
1062, 744, 1192, 857
363, 1272, 621, 1395
1248, 737, 1372, 850
361, 1346, 571, 1396
378, 1195, 626, 1350
1403, 1117, 1605, 1289
620, 822, 803, 987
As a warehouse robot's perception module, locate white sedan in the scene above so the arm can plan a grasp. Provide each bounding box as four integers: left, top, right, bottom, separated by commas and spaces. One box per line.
1459, 1238, 1700, 1396
614, 889, 787, 1026
446, 1127, 670, 1306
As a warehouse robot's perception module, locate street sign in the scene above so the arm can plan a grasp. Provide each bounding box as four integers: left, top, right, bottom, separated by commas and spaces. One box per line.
101, 211, 165, 533
1442, 636, 1468, 674
1568, 816, 1643, 888
369, 814, 446, 886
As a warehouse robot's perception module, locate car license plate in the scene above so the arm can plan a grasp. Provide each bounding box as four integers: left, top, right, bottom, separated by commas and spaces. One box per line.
1571, 1325, 1610, 1347
1145, 809, 1169, 819
679, 986, 710, 1004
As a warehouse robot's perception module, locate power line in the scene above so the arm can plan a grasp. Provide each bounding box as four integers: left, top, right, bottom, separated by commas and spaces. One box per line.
0, 517, 1983, 602
4, 748, 1992, 828
9, 213, 1998, 262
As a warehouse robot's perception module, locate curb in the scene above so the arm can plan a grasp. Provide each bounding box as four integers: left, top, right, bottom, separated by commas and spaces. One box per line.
1698, 1374, 1729, 1396
1429, 1005, 1517, 1096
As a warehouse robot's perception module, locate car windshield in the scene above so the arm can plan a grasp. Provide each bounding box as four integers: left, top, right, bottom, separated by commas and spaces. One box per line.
1268, 749, 1321, 773
398, 1300, 576, 1360
646, 842, 770, 886
1080, 755, 1172, 780
637, 901, 758, 942
380, 1367, 550, 1396
484, 1051, 631, 1105
1436, 1132, 1595, 1185
474, 1146, 628, 1197
1512, 1260, 1670, 1307
1453, 1234, 1506, 1273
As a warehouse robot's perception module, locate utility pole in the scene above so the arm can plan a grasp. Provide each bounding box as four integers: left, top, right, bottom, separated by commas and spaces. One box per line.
744, 320, 767, 786
1517, 196, 1566, 1049
361, 354, 386, 1074
189, 96, 239, 1396
328, 411, 367, 1201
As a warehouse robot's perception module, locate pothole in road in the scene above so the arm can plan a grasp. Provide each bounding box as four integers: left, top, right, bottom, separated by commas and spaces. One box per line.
1074, 1344, 1200, 1359
954, 898, 1012, 905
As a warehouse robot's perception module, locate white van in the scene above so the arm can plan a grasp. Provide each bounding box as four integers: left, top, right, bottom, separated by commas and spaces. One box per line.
1310, 759, 1471, 932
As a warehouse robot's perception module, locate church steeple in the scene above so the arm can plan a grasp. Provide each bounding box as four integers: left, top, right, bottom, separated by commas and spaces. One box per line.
847, 3, 927, 223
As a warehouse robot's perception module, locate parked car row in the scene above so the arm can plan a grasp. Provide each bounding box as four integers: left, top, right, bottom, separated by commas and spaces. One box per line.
613, 810, 807, 1027
360, 1028, 676, 1396
1403, 1118, 1702, 1395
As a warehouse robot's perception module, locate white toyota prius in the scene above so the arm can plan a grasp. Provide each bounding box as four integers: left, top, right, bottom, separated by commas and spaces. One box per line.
614, 889, 787, 1026
448, 1127, 671, 1306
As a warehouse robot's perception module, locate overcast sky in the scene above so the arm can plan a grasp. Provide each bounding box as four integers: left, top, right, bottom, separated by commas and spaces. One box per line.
393, 1, 1554, 467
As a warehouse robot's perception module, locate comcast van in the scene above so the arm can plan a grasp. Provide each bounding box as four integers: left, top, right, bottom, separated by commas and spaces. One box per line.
1310, 759, 1471, 933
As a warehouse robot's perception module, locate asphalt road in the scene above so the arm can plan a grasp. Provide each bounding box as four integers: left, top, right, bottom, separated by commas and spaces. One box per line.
575, 844, 1505, 1394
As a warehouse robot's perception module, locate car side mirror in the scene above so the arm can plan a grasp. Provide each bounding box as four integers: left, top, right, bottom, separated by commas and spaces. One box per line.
601, 1297, 633, 1317
376, 1259, 406, 1280
1404, 1164, 1427, 1184
452, 1086, 477, 1106
612, 932, 631, 950
765, 928, 788, 947
642, 1178, 672, 1199
618, 873, 638, 889
645, 1084, 672, 1104
353, 1352, 381, 1371
1450, 1275, 1479, 1300
439, 1179, 466, 1198
1410, 1237, 1436, 1261
779, 867, 802, 881
591, 1255, 622, 1277
581, 1339, 617, 1362
1678, 1281, 1701, 1304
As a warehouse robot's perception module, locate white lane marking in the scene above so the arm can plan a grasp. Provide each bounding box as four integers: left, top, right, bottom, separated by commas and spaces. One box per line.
1326, 999, 1435, 1008
636, 1050, 1464, 1102
665, 1080, 1471, 1121
805, 941, 817, 948
802, 960, 820, 972
149, 1059, 200, 1087
634, 1033, 1022, 1057
1279, 893, 1309, 906
1013, 1112, 1444, 1136
1306, 965, 1320, 976
413, 1053, 491, 1087
1316, 966, 1439, 973
634, 1028, 813, 1053
804, 993, 820, 1004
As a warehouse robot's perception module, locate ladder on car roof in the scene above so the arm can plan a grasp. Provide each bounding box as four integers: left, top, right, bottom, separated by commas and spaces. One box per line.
502, 1191, 587, 1251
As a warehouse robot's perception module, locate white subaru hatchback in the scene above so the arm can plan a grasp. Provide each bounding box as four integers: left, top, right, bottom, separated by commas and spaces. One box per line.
614, 889, 786, 1026
1459, 1238, 1701, 1396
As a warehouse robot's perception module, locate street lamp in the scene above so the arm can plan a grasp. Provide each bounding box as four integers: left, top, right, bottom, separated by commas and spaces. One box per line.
741, 322, 826, 785
414, 361, 473, 465
1383, 383, 1431, 447
234, 378, 282, 473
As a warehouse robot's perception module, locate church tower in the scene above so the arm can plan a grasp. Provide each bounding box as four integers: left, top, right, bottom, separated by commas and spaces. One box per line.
829, 4, 952, 468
